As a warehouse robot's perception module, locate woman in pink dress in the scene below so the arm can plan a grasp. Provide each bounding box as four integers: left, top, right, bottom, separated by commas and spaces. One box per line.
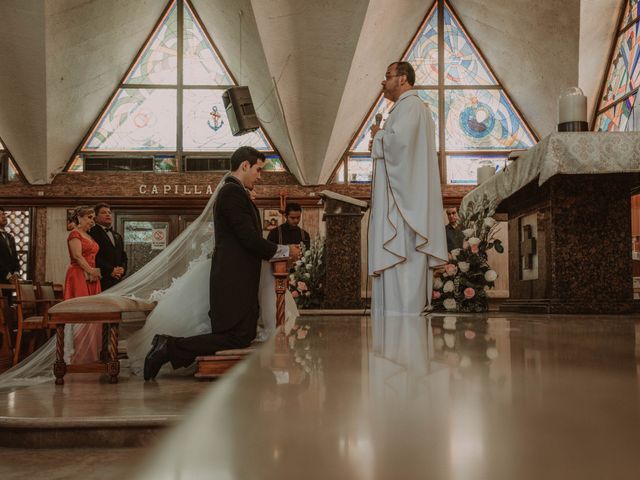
64, 206, 102, 363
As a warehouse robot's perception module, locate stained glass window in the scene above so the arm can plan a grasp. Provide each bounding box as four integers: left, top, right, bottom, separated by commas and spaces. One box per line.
594, 0, 640, 133
340, 0, 536, 185
77, 0, 279, 171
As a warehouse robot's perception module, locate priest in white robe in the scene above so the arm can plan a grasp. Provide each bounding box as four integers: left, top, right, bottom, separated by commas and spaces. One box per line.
368, 61, 448, 317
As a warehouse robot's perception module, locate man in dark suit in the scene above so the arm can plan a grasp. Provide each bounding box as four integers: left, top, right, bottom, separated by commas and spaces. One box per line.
445, 207, 464, 254
143, 147, 301, 380
267, 203, 311, 249
0, 209, 20, 282
89, 203, 128, 291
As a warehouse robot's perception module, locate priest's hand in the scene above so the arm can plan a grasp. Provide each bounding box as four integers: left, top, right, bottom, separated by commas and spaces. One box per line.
289, 244, 302, 260
370, 123, 381, 138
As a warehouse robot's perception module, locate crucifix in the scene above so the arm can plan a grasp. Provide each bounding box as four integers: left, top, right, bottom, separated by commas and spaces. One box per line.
520, 224, 537, 270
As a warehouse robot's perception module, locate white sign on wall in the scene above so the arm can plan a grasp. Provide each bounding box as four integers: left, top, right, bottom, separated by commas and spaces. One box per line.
151, 228, 167, 250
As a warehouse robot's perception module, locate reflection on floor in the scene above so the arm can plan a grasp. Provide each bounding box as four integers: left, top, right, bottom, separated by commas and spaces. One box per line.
2, 313, 640, 479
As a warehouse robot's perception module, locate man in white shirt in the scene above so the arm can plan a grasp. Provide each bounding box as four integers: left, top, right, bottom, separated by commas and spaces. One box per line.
368, 61, 448, 316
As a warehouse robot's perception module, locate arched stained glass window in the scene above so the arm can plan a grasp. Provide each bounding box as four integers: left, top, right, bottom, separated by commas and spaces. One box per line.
336, 0, 536, 185
0, 136, 21, 183
593, 0, 640, 132
71, 0, 284, 172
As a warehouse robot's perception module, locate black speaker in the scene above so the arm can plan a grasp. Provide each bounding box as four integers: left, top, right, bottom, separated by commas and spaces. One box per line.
222, 86, 259, 136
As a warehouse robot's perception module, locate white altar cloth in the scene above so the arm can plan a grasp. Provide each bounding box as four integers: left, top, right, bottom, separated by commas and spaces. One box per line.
461, 132, 640, 211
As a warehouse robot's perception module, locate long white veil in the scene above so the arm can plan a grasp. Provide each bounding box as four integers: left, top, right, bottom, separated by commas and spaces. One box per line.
0, 173, 295, 390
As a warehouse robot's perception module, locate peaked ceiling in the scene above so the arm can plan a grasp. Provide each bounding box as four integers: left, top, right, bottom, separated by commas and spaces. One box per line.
0, 0, 588, 185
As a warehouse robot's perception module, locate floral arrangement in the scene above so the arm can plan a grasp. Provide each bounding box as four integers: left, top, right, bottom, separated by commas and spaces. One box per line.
431, 195, 503, 313
289, 236, 325, 309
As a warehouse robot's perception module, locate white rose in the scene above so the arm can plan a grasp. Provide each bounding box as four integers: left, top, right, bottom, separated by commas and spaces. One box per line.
459, 356, 472, 368
304, 273, 311, 279
458, 261, 470, 273
304, 250, 311, 258
468, 237, 481, 246
486, 347, 499, 360
295, 260, 303, 267
443, 316, 456, 330
289, 274, 295, 282
444, 332, 456, 348
434, 337, 445, 350
450, 248, 461, 259
443, 298, 457, 311
433, 278, 444, 290
483, 217, 497, 228
443, 281, 454, 293
484, 270, 497, 282
462, 228, 475, 239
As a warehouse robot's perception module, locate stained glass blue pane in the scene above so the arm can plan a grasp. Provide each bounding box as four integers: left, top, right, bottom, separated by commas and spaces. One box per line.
444, 89, 535, 150
406, 6, 438, 85
595, 94, 636, 131
347, 155, 373, 183
183, 2, 233, 85
263, 155, 286, 172
623, 0, 640, 29
351, 91, 439, 152
446, 154, 507, 185
351, 97, 393, 152
183, 89, 271, 151
443, 7, 495, 85
85, 88, 177, 151
125, 3, 178, 85
601, 22, 640, 109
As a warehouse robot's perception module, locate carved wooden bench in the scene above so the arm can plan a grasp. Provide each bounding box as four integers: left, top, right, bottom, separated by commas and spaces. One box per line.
47, 295, 155, 385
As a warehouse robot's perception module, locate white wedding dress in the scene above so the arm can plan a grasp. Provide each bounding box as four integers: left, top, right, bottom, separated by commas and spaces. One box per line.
0, 173, 298, 389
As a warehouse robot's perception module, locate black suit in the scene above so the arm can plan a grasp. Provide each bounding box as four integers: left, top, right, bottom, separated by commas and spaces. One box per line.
445, 223, 464, 253
0, 231, 20, 281
167, 175, 278, 368
89, 224, 128, 291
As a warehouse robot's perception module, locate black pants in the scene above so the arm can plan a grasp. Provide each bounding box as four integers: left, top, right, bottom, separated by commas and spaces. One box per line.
166, 309, 258, 369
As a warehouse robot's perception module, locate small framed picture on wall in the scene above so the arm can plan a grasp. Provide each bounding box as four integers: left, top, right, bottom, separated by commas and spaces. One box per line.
263, 209, 281, 231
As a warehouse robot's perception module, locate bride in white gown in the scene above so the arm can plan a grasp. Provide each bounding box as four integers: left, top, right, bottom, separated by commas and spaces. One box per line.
0, 173, 298, 388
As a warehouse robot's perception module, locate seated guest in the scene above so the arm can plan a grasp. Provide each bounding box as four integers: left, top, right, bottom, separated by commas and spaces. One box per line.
0, 208, 21, 283
445, 207, 464, 254
267, 203, 311, 249
64, 206, 102, 363
89, 203, 128, 291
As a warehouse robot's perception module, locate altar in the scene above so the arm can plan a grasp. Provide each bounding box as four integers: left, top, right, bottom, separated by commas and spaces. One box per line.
462, 132, 640, 314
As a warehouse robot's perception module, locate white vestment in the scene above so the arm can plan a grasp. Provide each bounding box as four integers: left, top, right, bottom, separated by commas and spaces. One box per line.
368, 90, 447, 316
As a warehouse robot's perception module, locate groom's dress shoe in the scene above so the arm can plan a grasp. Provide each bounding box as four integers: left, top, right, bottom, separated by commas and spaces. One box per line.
144, 334, 171, 381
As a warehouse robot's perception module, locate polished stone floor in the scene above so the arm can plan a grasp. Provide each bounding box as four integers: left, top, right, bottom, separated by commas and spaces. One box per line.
2, 313, 640, 479
130, 313, 640, 480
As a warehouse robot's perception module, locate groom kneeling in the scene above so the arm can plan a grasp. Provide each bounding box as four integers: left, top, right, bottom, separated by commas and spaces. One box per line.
143, 146, 301, 380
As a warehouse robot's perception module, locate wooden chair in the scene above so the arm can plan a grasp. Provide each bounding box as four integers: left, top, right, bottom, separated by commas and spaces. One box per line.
12, 279, 59, 366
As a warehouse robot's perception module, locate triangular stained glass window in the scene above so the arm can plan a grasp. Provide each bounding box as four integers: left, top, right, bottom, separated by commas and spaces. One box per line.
594, 1, 640, 132
0, 137, 5, 149
345, 0, 535, 184
82, 0, 272, 154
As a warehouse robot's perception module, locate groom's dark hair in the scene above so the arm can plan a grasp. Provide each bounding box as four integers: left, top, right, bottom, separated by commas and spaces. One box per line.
230, 146, 266, 171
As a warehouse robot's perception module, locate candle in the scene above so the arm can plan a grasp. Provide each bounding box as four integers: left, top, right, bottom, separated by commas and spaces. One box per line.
477, 165, 495, 185
558, 87, 587, 124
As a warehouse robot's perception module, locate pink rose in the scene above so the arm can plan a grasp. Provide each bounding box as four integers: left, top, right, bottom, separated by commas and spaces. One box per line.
444, 264, 458, 276
292, 290, 299, 298
470, 245, 479, 253
464, 287, 475, 299
432, 290, 441, 300
297, 281, 308, 291
464, 330, 476, 340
